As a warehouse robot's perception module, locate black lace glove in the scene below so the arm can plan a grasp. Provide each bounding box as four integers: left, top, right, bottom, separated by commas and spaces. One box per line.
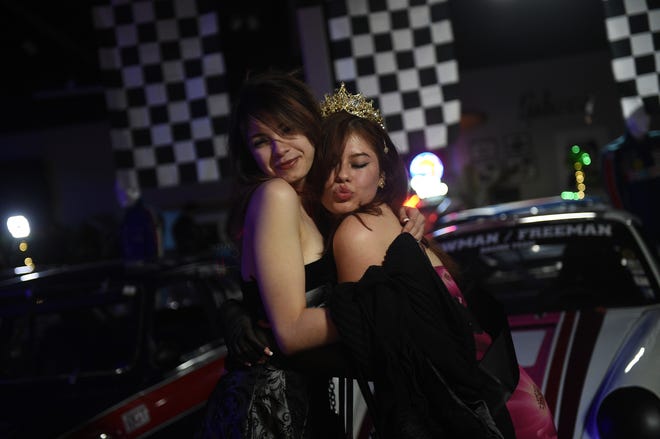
220, 299, 273, 366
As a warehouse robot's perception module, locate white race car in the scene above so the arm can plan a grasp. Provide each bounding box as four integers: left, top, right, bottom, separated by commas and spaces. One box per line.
429, 197, 660, 439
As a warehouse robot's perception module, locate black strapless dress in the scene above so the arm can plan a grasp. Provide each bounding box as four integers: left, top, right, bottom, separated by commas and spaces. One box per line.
196, 253, 337, 439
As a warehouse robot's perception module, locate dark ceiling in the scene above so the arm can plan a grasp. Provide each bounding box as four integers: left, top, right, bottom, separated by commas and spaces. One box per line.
0, 0, 609, 133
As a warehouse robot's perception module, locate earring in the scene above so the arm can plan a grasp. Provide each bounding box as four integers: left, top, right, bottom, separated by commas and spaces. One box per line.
378, 177, 385, 189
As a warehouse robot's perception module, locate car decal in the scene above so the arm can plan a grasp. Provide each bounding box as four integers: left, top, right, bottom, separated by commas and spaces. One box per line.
509, 309, 606, 438
509, 312, 561, 387
539, 311, 575, 417
555, 309, 604, 439
67, 354, 225, 438
121, 404, 151, 433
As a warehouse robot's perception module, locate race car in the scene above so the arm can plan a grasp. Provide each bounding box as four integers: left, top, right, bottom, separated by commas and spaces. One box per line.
0, 258, 238, 438
429, 196, 660, 439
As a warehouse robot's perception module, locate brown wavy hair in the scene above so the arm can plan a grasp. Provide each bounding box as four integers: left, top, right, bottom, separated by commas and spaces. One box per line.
305, 110, 464, 285
227, 71, 322, 185
226, 71, 322, 243
305, 110, 409, 236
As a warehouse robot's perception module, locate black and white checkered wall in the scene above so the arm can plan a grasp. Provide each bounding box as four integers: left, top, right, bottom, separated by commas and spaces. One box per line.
603, 0, 660, 118
92, 0, 231, 190
324, 0, 460, 156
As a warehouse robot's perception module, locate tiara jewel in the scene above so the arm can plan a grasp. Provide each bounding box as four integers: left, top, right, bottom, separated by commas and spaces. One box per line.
320, 83, 385, 129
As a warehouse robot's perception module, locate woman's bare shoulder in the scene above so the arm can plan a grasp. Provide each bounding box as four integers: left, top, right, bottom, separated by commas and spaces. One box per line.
338, 209, 401, 237
335, 212, 398, 252
334, 214, 373, 241
248, 178, 298, 209
253, 178, 297, 197
333, 213, 402, 280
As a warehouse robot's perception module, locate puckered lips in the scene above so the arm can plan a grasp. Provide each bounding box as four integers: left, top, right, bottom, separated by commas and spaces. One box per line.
332, 184, 353, 202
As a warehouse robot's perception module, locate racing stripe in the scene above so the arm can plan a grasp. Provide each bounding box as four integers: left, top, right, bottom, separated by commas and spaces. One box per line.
68, 353, 225, 438
557, 309, 605, 439
544, 311, 575, 417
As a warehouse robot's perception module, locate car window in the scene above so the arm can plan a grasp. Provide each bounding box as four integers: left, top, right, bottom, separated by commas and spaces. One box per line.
0, 279, 141, 379
436, 219, 660, 314
0, 262, 235, 382
150, 276, 224, 370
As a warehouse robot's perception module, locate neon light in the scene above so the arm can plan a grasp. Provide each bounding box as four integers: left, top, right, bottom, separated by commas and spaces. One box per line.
409, 152, 448, 199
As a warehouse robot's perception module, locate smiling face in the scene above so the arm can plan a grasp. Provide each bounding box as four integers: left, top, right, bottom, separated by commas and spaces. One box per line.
321, 133, 382, 215
246, 118, 315, 192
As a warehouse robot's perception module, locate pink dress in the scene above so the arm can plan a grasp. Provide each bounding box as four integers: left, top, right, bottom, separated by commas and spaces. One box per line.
435, 266, 558, 439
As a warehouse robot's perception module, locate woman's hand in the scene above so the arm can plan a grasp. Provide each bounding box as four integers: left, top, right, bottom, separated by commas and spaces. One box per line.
399, 206, 426, 242
220, 299, 273, 366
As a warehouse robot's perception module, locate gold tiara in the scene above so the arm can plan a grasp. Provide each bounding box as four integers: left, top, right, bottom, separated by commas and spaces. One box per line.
320, 83, 385, 129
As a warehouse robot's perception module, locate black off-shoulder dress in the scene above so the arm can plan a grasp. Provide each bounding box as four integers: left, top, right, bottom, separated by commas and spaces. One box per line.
196, 253, 340, 439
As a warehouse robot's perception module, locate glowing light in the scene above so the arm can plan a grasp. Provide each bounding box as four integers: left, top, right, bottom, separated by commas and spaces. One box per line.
565, 144, 590, 199
431, 225, 457, 237
409, 152, 448, 199
403, 194, 421, 207
410, 152, 444, 179
403, 194, 420, 208
19, 241, 28, 252
14, 265, 34, 275
24, 257, 33, 266
624, 347, 645, 373
20, 272, 39, 282
6, 215, 31, 239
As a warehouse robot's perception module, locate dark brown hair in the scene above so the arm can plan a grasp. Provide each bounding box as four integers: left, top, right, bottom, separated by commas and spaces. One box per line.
228, 71, 322, 185
226, 71, 322, 243
305, 110, 409, 235
306, 110, 463, 285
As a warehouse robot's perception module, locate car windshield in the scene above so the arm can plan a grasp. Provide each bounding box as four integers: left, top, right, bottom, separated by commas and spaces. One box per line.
435, 219, 660, 315
0, 277, 141, 379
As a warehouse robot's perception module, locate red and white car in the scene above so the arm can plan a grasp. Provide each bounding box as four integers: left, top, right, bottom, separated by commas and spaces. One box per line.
430, 197, 660, 438
0, 259, 237, 438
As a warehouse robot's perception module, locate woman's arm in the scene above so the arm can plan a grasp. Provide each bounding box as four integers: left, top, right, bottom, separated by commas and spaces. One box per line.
244, 179, 338, 355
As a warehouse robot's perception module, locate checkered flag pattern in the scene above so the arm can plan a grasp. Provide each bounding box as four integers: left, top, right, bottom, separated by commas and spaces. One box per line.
92, 0, 231, 189
325, 0, 460, 156
603, 0, 660, 118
